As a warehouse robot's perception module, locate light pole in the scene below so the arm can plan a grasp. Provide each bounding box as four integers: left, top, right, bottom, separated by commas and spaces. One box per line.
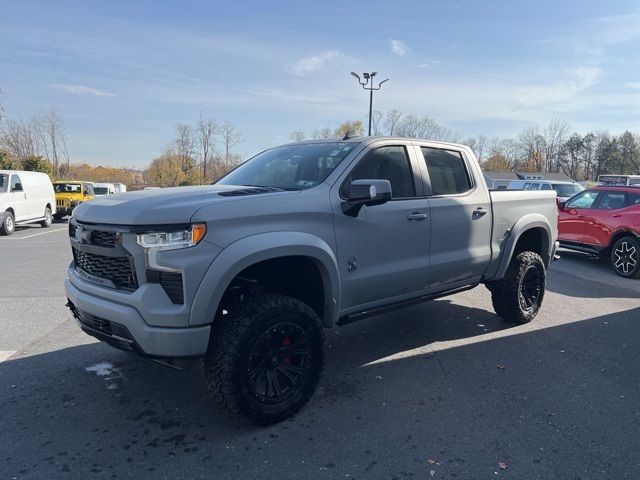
351, 71, 389, 136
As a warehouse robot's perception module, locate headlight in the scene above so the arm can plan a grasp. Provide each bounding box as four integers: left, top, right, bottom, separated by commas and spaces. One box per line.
136, 224, 207, 251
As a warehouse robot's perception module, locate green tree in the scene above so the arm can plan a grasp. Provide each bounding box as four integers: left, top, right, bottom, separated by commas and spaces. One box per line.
0, 150, 20, 170
22, 155, 53, 175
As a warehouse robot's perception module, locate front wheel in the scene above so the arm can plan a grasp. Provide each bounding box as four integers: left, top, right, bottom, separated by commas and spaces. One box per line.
610, 236, 640, 278
1, 211, 15, 236
491, 251, 546, 324
40, 207, 53, 228
205, 294, 325, 425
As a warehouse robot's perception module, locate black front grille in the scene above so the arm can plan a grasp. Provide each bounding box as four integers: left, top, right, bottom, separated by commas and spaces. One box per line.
70, 304, 113, 335
91, 230, 118, 248
68, 223, 77, 238
147, 270, 184, 304
73, 247, 138, 291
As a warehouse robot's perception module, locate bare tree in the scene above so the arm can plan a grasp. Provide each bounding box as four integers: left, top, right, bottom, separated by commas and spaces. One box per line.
518, 127, 546, 172
311, 127, 333, 139
220, 121, 242, 165
197, 118, 217, 182
371, 110, 383, 135
290, 130, 305, 142
542, 118, 571, 172
383, 109, 403, 135
1, 117, 39, 161
35, 107, 68, 176
173, 124, 196, 173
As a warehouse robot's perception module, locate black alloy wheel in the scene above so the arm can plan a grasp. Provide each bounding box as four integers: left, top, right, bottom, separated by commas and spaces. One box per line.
611, 236, 640, 278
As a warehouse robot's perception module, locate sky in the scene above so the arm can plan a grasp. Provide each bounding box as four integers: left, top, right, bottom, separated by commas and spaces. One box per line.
1, 0, 640, 167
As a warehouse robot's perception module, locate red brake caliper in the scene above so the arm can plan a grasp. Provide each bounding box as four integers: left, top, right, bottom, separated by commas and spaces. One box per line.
281, 336, 292, 365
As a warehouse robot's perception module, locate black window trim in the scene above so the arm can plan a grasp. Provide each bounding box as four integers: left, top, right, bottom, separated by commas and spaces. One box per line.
418, 145, 476, 198
339, 144, 421, 201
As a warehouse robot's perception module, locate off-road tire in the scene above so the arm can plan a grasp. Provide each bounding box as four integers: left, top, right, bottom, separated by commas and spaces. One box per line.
40, 207, 53, 228
491, 251, 545, 324
205, 293, 325, 425
610, 236, 640, 278
1, 211, 15, 236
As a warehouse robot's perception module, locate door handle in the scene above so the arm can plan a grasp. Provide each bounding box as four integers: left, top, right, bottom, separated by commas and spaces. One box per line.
407, 212, 428, 221
613, 214, 622, 218
473, 207, 487, 217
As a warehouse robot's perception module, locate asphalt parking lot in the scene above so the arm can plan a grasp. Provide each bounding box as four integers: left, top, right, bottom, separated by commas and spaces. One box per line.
1, 223, 639, 480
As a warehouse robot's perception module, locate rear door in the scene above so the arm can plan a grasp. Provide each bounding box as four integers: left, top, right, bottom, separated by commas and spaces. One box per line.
584, 190, 629, 247
417, 145, 492, 287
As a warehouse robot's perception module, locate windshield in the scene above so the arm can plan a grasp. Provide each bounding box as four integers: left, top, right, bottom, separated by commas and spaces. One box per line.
54, 183, 82, 194
216, 142, 357, 190
553, 183, 583, 197
94, 187, 109, 195
0, 174, 7, 193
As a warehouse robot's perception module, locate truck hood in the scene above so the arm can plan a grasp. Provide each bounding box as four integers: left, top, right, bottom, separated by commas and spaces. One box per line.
72, 185, 295, 226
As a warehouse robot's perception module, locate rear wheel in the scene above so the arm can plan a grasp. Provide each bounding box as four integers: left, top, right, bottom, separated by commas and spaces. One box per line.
40, 207, 52, 228
491, 251, 546, 324
610, 236, 640, 278
205, 293, 325, 425
1, 211, 15, 236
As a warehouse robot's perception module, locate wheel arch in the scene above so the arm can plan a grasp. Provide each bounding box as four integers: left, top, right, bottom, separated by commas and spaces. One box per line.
494, 214, 553, 280
191, 232, 341, 329
608, 229, 640, 251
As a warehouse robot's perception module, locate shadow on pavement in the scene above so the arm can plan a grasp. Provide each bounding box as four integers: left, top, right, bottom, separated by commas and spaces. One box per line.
1, 305, 639, 479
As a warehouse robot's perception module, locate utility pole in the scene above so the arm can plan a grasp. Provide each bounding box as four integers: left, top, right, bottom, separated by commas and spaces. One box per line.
350, 72, 389, 136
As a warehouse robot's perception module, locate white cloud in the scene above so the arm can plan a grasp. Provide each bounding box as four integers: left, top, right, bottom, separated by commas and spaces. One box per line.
626, 82, 640, 89
510, 67, 601, 109
390, 39, 409, 57
50, 84, 115, 97
287, 50, 343, 76
418, 59, 441, 67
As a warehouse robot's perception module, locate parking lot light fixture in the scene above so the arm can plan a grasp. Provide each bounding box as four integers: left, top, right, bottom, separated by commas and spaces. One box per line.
350, 71, 389, 136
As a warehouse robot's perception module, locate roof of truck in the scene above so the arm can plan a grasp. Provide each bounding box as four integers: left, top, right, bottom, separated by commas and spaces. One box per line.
283, 135, 469, 150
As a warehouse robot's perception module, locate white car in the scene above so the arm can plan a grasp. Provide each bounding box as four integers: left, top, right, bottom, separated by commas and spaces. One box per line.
112, 183, 127, 194
506, 180, 583, 202
0, 170, 56, 235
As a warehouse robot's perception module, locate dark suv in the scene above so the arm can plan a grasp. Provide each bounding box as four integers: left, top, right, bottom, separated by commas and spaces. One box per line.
558, 186, 640, 277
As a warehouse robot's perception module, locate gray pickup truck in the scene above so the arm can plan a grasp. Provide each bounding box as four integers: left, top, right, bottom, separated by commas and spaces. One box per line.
65, 136, 558, 424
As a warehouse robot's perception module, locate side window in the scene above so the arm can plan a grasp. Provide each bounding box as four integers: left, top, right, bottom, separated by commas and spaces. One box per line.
566, 191, 599, 209
597, 191, 627, 210
420, 147, 472, 195
523, 183, 531, 190
342, 146, 416, 199
10, 174, 23, 191
541, 183, 552, 190
628, 193, 640, 206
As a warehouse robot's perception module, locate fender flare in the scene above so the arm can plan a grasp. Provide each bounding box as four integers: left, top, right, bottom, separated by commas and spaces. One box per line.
494, 213, 553, 279
190, 232, 341, 328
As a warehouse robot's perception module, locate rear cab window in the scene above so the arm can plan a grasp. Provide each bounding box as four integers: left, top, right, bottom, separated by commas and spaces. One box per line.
420, 147, 472, 196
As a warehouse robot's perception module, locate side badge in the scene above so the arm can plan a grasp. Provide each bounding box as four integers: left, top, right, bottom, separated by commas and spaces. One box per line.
347, 256, 357, 273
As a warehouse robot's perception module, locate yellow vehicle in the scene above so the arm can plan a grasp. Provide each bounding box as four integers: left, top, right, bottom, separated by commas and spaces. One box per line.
53, 181, 95, 220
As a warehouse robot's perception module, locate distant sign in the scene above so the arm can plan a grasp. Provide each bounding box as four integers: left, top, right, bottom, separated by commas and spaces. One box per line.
598, 175, 628, 186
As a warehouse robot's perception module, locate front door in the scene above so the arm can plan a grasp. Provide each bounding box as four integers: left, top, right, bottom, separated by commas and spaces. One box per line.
331, 144, 430, 310
9, 174, 27, 221
418, 146, 492, 287
558, 190, 601, 244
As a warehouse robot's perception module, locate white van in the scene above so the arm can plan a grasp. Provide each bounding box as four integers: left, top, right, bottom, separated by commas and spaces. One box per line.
0, 170, 56, 235
506, 180, 584, 202
93, 182, 116, 195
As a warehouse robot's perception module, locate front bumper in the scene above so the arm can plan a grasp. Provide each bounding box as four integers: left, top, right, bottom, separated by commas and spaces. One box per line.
65, 278, 210, 357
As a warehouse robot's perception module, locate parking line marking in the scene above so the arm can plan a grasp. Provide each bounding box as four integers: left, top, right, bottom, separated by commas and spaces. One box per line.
9, 228, 67, 239
0, 351, 16, 362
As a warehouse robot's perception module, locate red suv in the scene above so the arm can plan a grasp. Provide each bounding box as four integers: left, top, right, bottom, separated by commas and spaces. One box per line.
558, 186, 640, 278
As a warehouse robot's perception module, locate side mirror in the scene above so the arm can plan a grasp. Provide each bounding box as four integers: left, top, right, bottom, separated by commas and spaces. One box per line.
558, 201, 566, 209
12, 183, 23, 192
342, 179, 392, 217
